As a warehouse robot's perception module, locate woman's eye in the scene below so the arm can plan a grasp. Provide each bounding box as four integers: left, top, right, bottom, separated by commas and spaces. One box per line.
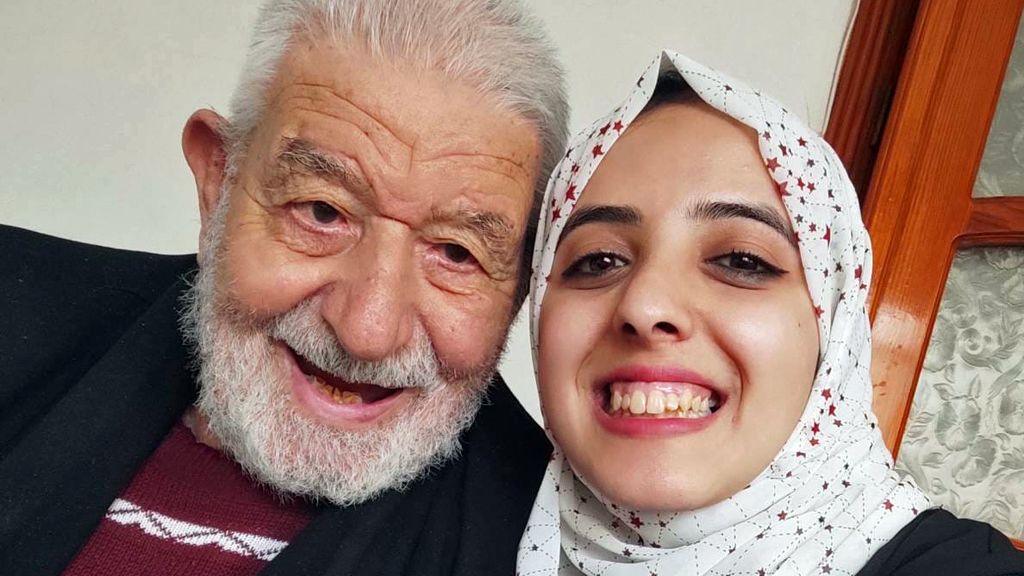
563, 252, 629, 278
310, 201, 341, 224
710, 250, 785, 279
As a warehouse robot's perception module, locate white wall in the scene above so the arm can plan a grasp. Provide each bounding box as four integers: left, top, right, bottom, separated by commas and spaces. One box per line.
0, 0, 856, 421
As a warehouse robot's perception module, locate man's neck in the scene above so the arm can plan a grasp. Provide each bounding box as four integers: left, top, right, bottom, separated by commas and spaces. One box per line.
182, 406, 223, 451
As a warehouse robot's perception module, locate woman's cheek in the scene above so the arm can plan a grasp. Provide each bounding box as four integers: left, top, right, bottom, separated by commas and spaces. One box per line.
537, 292, 603, 417
715, 292, 819, 437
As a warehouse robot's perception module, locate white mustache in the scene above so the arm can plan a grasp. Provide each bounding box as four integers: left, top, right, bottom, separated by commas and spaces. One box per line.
269, 296, 445, 391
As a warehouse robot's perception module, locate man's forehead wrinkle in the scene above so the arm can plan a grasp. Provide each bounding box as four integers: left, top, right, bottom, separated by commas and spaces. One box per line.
417, 150, 534, 186
281, 82, 415, 172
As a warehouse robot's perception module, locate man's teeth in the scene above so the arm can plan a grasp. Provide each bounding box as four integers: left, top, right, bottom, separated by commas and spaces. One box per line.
312, 375, 363, 405
608, 389, 715, 418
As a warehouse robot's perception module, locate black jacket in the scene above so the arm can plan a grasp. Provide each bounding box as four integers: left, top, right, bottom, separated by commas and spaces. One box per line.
0, 225, 551, 575
859, 508, 1024, 576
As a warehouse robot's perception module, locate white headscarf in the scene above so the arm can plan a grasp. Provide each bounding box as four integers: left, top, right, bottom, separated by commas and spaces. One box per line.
517, 50, 931, 576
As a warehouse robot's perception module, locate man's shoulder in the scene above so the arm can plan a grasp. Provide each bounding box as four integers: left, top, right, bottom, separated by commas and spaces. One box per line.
0, 225, 197, 302
473, 374, 551, 464
0, 225, 197, 441
857, 508, 1024, 575
446, 375, 550, 573
462, 373, 550, 488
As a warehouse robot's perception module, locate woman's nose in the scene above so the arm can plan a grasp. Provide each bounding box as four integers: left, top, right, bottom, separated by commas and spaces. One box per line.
613, 267, 693, 344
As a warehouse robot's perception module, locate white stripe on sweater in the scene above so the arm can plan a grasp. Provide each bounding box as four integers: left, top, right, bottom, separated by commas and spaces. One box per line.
104, 498, 289, 561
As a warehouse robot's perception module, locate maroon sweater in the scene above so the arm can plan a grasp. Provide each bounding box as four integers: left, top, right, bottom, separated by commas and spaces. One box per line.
63, 423, 311, 576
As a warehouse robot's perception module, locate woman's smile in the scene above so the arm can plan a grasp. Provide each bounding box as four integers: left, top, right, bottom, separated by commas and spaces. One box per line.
586, 364, 726, 437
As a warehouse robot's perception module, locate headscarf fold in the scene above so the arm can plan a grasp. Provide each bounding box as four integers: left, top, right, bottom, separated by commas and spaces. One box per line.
517, 50, 931, 576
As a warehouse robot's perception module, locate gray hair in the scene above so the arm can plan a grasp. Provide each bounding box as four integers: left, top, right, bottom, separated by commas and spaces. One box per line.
222, 0, 568, 305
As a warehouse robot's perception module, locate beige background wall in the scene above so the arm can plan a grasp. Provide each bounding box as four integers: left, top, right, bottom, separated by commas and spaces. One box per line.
0, 0, 857, 420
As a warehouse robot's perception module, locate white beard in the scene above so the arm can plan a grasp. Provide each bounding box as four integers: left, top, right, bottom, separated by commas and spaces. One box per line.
179, 199, 501, 506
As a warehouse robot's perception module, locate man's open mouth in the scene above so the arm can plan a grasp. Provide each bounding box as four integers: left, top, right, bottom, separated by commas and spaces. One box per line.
290, 348, 403, 406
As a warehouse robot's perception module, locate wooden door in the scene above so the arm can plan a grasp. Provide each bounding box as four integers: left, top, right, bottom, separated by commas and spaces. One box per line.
852, 0, 1024, 549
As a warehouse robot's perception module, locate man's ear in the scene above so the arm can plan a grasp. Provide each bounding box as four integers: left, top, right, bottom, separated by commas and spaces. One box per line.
183, 109, 230, 262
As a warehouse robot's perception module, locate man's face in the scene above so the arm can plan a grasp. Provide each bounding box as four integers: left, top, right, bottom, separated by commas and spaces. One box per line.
186, 40, 541, 504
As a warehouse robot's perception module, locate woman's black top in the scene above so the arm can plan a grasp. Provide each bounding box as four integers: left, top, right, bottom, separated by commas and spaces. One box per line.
858, 508, 1024, 575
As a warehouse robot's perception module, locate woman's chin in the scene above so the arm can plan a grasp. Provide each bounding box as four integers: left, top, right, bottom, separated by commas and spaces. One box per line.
573, 451, 732, 513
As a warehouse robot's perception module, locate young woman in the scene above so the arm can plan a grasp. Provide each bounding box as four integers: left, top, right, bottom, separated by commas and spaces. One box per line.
517, 51, 1024, 576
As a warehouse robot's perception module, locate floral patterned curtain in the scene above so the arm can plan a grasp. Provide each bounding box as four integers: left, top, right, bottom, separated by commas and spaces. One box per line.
895, 248, 1024, 539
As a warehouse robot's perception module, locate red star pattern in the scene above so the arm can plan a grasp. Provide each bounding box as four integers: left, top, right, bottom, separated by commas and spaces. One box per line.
766, 157, 781, 171
592, 144, 604, 157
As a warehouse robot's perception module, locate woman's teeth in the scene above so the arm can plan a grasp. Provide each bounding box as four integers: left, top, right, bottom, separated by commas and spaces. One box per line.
608, 389, 715, 418
311, 375, 364, 405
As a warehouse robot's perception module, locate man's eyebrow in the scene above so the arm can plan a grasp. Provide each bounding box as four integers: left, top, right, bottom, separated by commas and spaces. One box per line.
558, 205, 643, 247
688, 200, 795, 244
276, 137, 371, 198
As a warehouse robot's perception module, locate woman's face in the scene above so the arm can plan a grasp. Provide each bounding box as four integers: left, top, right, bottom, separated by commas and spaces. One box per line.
538, 102, 820, 511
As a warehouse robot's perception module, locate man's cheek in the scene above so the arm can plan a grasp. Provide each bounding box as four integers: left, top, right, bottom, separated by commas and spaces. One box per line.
426, 292, 512, 371
219, 237, 328, 317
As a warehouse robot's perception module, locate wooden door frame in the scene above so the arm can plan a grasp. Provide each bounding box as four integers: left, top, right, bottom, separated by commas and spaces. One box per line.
861, 0, 1024, 454
827, 0, 1024, 550
824, 0, 921, 202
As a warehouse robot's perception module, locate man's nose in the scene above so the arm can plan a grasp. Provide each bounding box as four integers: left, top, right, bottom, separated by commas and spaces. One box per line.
320, 228, 416, 362
612, 265, 694, 345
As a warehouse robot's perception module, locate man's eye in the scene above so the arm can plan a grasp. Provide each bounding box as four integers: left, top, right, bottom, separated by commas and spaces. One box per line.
440, 243, 478, 267
310, 201, 341, 224
563, 252, 629, 278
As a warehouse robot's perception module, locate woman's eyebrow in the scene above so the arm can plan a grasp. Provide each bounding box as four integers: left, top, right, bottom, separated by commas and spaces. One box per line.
688, 200, 796, 244
558, 204, 643, 246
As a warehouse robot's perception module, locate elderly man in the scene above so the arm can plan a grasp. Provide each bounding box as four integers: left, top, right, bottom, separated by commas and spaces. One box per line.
0, 1, 566, 574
